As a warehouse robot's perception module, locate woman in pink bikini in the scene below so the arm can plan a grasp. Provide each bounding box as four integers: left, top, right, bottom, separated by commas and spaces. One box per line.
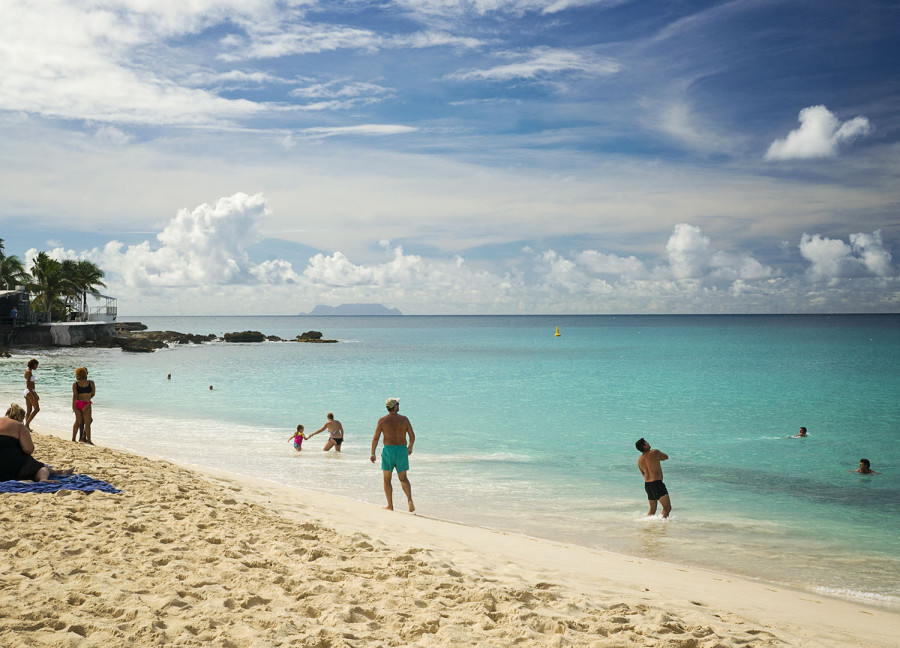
72, 366, 96, 444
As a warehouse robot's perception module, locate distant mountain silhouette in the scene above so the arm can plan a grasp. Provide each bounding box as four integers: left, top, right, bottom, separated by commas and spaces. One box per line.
300, 303, 403, 316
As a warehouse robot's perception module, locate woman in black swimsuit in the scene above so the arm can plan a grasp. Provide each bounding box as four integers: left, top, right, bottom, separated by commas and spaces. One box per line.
72, 366, 96, 444
0, 403, 74, 481
310, 412, 345, 452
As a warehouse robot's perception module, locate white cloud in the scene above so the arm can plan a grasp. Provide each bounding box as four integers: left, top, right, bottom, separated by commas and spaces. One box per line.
665, 223, 711, 279
19, 193, 897, 315
219, 24, 381, 61
799, 230, 892, 280
96, 192, 275, 287
850, 231, 892, 276
450, 47, 620, 82
94, 125, 134, 145
575, 250, 648, 279
0, 0, 271, 125
298, 125, 418, 138
765, 105, 871, 161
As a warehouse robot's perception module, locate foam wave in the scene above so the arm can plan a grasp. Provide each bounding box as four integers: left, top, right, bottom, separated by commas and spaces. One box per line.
811, 586, 899, 607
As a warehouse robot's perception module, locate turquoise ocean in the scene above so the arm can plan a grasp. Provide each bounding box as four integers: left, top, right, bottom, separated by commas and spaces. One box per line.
2, 314, 898, 606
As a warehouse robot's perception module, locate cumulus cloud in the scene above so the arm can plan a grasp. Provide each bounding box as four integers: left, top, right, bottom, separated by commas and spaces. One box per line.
765, 105, 871, 161
30, 202, 895, 315
576, 250, 648, 279
800, 230, 892, 280
97, 192, 281, 287
665, 223, 711, 279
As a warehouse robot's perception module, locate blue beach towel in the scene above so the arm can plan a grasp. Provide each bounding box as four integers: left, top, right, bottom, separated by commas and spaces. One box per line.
0, 474, 122, 494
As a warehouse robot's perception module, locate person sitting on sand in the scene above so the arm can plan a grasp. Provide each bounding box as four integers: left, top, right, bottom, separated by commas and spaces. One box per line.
0, 403, 75, 482
309, 413, 345, 452
635, 438, 671, 519
288, 425, 307, 451
24, 358, 40, 429
791, 426, 808, 438
72, 366, 96, 444
848, 458, 880, 474
370, 398, 415, 512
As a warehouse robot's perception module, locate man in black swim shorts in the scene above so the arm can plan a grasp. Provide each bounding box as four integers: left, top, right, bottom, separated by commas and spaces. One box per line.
635, 438, 672, 518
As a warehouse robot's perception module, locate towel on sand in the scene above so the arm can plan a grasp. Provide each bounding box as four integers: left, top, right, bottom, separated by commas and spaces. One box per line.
0, 474, 121, 494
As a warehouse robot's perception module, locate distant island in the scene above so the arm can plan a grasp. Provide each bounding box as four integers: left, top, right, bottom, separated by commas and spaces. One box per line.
300, 303, 403, 316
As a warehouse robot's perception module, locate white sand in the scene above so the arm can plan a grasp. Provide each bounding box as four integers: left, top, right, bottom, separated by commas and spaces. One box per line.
2, 425, 898, 647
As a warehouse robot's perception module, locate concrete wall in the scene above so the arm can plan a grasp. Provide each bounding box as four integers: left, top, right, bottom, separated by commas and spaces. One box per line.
14, 323, 116, 346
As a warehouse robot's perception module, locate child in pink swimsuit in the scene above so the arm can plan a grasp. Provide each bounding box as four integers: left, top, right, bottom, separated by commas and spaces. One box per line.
288, 425, 308, 451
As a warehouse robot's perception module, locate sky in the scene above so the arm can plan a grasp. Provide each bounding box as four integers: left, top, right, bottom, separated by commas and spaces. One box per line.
1, 0, 898, 315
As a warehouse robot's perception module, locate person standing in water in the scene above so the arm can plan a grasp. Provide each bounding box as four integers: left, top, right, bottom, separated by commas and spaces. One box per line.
635, 437, 672, 518
371, 398, 415, 512
288, 425, 307, 451
309, 413, 345, 452
72, 367, 96, 444
23, 359, 39, 429
848, 458, 880, 474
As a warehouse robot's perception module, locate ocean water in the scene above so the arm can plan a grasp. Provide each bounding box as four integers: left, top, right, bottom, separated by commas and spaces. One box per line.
2, 314, 898, 606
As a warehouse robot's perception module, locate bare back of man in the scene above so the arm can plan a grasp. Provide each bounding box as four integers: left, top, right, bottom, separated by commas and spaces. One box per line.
371, 400, 415, 512
635, 438, 671, 518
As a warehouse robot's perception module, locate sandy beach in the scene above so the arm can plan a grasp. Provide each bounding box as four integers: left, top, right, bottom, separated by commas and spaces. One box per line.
2, 427, 898, 648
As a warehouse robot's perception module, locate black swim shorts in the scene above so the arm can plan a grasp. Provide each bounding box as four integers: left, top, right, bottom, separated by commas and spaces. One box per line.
333, 437, 343, 446
644, 480, 668, 501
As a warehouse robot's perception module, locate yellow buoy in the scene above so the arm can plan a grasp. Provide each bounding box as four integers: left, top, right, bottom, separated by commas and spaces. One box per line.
555, 326, 560, 337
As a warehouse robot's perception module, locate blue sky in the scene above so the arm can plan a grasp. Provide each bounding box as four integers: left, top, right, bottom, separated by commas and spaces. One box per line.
0, 0, 897, 314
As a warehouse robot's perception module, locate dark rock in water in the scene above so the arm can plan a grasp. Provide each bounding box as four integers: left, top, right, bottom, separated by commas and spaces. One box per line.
296, 330, 337, 343
266, 335, 284, 341
120, 337, 166, 353
115, 322, 148, 332
224, 330, 267, 343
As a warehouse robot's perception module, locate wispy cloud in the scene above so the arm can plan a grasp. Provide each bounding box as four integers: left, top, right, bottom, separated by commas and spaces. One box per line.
449, 47, 620, 82
297, 125, 419, 138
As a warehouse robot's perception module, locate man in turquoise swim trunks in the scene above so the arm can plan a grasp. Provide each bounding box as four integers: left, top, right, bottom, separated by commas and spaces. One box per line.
370, 398, 415, 512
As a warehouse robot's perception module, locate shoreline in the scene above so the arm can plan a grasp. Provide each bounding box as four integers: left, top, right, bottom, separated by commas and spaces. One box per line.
4, 424, 899, 647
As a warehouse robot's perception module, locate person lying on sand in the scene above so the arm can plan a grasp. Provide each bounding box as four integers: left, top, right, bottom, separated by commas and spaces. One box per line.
1, 403, 75, 482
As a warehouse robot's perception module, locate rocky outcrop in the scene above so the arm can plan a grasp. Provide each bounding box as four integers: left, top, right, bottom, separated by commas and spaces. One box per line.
119, 337, 166, 353
115, 322, 148, 332
86, 329, 217, 352
224, 330, 267, 343
297, 330, 337, 343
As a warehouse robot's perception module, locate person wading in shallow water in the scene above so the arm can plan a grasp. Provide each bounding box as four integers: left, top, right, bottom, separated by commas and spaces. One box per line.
635, 437, 672, 519
371, 398, 415, 512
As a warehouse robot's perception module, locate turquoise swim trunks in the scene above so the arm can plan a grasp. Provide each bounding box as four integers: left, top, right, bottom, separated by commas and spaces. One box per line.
381, 445, 410, 473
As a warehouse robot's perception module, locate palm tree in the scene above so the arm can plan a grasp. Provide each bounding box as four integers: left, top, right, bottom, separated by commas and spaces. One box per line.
61, 259, 106, 316
29, 252, 67, 321
0, 238, 30, 290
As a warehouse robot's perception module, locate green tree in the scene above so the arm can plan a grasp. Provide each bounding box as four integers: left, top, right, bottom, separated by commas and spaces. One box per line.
0, 238, 30, 290
29, 252, 67, 321
62, 259, 106, 315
